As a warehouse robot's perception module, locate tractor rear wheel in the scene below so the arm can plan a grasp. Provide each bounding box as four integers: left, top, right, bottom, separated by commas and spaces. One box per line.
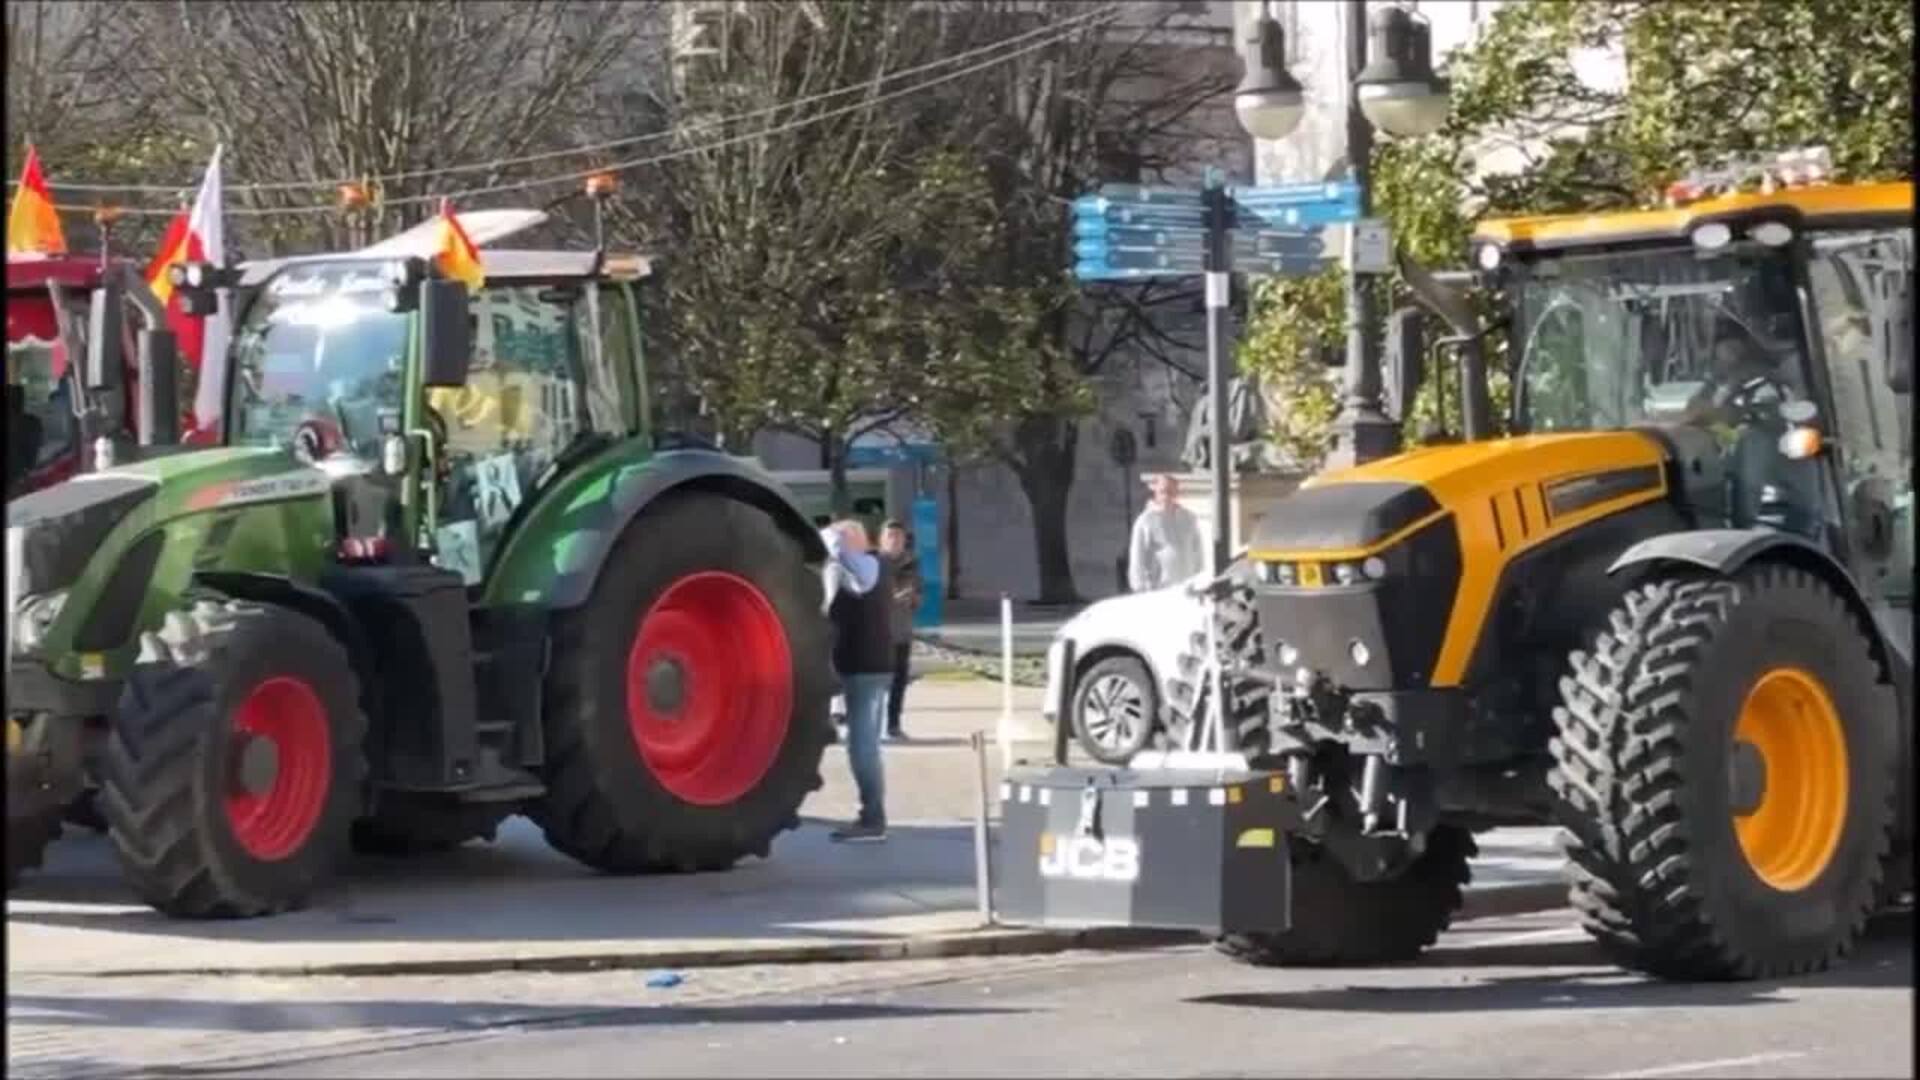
101, 600, 368, 918
531, 492, 832, 874
350, 794, 513, 856
1549, 566, 1897, 980
1217, 825, 1475, 966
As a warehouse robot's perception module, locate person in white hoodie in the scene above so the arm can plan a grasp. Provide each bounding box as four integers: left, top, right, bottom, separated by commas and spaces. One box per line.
819, 519, 893, 842
1126, 473, 1206, 592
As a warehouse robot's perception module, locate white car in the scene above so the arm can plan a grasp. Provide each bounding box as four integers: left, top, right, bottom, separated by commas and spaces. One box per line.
1044, 572, 1211, 765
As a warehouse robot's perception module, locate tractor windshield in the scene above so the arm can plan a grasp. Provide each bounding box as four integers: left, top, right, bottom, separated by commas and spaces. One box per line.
228, 262, 411, 457
1508, 243, 1811, 436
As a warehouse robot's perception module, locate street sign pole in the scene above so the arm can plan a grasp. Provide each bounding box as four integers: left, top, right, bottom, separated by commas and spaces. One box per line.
1203, 180, 1232, 580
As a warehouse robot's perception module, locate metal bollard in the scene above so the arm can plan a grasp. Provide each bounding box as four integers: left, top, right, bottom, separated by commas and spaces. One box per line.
971, 730, 996, 926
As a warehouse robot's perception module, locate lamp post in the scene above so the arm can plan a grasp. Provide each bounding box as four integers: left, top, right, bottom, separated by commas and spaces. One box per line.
1236, 1, 1451, 468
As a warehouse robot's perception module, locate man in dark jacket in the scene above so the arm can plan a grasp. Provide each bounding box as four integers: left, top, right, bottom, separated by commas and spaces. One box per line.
824, 519, 893, 842
878, 520, 922, 740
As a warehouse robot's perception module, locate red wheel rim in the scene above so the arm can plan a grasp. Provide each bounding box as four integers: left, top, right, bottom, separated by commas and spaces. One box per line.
224, 676, 333, 861
626, 571, 793, 806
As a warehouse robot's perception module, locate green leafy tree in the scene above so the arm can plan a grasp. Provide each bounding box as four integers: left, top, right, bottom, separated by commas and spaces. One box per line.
1240, 0, 1912, 465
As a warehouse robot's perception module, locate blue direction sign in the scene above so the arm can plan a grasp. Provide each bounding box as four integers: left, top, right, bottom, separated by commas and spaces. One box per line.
1237, 229, 1326, 256
1088, 183, 1207, 206
1073, 184, 1213, 281
1228, 180, 1362, 230
1231, 252, 1326, 276
1076, 247, 1207, 275
1072, 179, 1355, 282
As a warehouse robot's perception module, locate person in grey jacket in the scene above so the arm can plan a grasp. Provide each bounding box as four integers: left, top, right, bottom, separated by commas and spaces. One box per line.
1126, 473, 1206, 592
878, 520, 922, 740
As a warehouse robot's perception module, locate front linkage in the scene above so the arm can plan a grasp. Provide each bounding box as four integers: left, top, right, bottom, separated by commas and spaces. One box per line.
994, 566, 1478, 965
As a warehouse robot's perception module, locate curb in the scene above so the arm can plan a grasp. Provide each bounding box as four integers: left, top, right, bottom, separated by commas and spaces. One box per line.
64, 881, 1568, 981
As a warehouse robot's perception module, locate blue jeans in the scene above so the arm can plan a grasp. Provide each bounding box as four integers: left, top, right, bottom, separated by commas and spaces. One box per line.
841, 672, 890, 827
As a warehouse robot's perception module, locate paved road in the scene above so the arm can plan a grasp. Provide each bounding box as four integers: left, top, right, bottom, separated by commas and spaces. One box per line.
13, 907, 1906, 1079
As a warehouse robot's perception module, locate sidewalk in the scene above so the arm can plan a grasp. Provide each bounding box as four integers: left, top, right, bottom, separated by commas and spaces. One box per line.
5, 682, 1570, 979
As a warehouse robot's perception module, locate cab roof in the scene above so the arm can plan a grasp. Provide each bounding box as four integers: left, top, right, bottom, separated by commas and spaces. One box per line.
1471, 180, 1912, 253
237, 249, 653, 288
4, 253, 131, 292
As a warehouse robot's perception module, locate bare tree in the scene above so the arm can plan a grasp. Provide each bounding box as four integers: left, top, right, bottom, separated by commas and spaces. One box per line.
611, 0, 1002, 510
6, 0, 184, 252
100, 0, 657, 254
917, 1, 1238, 603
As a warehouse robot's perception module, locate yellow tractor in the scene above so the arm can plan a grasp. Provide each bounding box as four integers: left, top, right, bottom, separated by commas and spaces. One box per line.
995, 152, 1913, 982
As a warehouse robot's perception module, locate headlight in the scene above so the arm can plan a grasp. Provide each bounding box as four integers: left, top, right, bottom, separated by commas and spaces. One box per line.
13, 591, 69, 654
1333, 562, 1359, 586
1274, 562, 1297, 586
1362, 556, 1388, 580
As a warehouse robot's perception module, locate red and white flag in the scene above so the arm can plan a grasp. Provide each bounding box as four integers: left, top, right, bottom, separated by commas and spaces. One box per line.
146, 145, 229, 438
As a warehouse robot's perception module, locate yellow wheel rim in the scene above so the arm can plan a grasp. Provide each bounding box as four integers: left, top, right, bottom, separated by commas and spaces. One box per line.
1731, 667, 1849, 892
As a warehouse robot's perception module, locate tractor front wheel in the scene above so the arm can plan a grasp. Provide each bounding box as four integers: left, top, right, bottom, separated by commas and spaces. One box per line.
1549, 566, 1897, 980
1163, 578, 1273, 756
1217, 826, 1475, 966
532, 492, 832, 874
101, 600, 368, 918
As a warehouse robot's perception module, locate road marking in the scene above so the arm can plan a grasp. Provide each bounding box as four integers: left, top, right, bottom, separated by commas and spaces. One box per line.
1476, 926, 1586, 947
1595, 1051, 1808, 1079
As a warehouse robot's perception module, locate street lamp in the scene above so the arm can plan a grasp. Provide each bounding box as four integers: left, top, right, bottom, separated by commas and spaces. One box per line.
1355, 6, 1452, 138
1236, 1, 1452, 468
1235, 13, 1306, 141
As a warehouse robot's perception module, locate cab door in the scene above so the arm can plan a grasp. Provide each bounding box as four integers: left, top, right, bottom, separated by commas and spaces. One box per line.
1806, 227, 1913, 657
424, 281, 616, 585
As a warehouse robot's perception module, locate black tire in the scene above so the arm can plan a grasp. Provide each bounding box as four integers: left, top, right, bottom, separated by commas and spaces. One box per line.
101, 600, 369, 918
1163, 579, 1273, 756
350, 794, 513, 856
1549, 566, 1897, 980
7, 731, 66, 889
1069, 654, 1159, 766
6, 806, 60, 890
65, 790, 109, 834
531, 491, 832, 873
1217, 825, 1476, 966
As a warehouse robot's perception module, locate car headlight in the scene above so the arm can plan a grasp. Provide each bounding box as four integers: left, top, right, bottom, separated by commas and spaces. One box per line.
13, 591, 69, 654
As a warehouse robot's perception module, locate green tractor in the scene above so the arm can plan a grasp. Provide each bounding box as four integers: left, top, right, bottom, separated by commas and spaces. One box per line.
6, 237, 834, 916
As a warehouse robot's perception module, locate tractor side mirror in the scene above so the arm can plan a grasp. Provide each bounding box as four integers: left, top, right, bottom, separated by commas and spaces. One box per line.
1384, 306, 1428, 424
421, 280, 472, 389
136, 329, 182, 447
85, 282, 126, 392
168, 261, 226, 317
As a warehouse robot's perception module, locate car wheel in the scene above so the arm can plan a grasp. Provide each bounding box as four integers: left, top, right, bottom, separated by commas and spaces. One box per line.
1070, 654, 1159, 766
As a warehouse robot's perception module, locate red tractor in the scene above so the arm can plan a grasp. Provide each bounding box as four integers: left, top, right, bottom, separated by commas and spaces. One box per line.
5, 253, 162, 496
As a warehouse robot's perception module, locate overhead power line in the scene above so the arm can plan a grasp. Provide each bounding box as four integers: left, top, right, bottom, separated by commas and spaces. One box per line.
23, 1, 1124, 213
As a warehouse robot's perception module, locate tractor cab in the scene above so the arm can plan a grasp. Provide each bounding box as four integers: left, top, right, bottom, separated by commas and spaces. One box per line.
5, 254, 147, 496
1470, 150, 1913, 627
203, 246, 662, 581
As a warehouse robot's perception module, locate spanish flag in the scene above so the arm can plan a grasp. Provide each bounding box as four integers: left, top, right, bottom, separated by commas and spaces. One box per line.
434, 198, 485, 290
7, 146, 68, 256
